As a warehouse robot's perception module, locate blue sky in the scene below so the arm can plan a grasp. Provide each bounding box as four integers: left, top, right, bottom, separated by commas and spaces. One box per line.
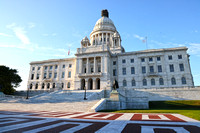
0, 0, 200, 90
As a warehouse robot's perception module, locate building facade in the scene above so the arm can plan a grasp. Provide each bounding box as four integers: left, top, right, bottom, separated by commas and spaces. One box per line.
27, 10, 194, 91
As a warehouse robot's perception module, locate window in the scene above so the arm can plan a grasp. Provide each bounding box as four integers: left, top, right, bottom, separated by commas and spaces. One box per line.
168, 55, 172, 60
107, 37, 109, 42
132, 79, 136, 86
157, 57, 161, 61
50, 66, 53, 70
30, 84, 32, 89
181, 77, 187, 84
36, 74, 39, 80
68, 71, 71, 78
31, 74, 34, 80
62, 64, 65, 68
44, 73, 47, 79
122, 68, 126, 75
61, 83, 64, 88
143, 79, 147, 86
35, 83, 38, 89
130, 59, 134, 63
178, 55, 182, 59
55, 65, 58, 69
149, 66, 154, 73
67, 82, 70, 88
171, 77, 176, 85
62, 72, 65, 78
149, 57, 153, 62
142, 66, 146, 74
93, 40, 95, 45
45, 66, 48, 70
42, 83, 45, 89
47, 83, 50, 89
122, 59, 126, 63
53, 83, 55, 88
151, 78, 155, 86
49, 73, 52, 78
32, 67, 35, 71
84, 68, 86, 73
54, 72, 57, 78
123, 80, 127, 87
131, 67, 135, 74
91, 68, 94, 73
159, 78, 164, 85
69, 64, 72, 68
179, 64, 184, 71
113, 69, 117, 76
113, 61, 116, 65
158, 65, 162, 72
98, 67, 101, 72
38, 67, 40, 70
169, 64, 174, 72
104, 37, 106, 42
141, 58, 145, 62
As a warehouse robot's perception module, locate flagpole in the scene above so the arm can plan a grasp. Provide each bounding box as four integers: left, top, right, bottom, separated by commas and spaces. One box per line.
145, 37, 148, 50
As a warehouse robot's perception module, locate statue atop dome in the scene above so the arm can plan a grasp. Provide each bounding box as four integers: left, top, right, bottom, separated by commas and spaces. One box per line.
101, 9, 109, 18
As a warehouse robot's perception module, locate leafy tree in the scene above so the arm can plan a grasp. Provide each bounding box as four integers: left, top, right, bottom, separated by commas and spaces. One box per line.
0, 66, 22, 95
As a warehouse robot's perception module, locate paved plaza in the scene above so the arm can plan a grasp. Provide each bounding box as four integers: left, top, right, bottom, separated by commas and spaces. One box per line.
0, 110, 199, 133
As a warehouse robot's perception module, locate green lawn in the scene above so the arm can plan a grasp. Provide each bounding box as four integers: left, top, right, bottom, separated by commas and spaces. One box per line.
101, 100, 200, 121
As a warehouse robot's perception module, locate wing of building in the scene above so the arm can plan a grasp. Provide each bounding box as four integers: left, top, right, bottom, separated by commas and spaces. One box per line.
27, 10, 194, 91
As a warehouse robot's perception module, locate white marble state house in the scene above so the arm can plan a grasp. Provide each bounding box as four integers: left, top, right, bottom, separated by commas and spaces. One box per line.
27, 10, 194, 91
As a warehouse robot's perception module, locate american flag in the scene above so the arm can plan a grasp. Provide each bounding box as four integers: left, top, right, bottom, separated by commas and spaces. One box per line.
142, 37, 147, 43
68, 49, 70, 55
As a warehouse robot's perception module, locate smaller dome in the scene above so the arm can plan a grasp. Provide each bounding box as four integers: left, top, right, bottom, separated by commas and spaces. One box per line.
113, 32, 120, 38
81, 36, 90, 47
81, 36, 89, 42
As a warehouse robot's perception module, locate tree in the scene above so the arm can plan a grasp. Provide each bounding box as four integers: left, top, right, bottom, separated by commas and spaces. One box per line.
0, 66, 22, 95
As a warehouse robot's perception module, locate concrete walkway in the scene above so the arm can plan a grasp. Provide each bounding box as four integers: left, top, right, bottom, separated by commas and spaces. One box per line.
0, 110, 199, 133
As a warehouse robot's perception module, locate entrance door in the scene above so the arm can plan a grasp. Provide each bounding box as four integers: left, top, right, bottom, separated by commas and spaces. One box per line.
96, 78, 100, 89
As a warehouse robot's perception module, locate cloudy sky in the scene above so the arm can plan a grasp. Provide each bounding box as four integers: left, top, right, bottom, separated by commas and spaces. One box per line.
0, 0, 200, 90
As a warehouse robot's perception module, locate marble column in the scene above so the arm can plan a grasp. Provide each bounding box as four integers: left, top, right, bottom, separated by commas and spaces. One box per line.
93, 79, 96, 90
94, 57, 96, 73
86, 58, 89, 73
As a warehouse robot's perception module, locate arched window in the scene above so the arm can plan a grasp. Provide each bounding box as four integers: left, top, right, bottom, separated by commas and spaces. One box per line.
61, 83, 64, 88
42, 83, 45, 89
47, 83, 50, 89
159, 78, 164, 85
53, 83, 55, 88
181, 77, 187, 84
151, 78, 155, 86
67, 82, 70, 88
30, 84, 32, 89
132, 79, 136, 86
35, 83, 38, 89
143, 79, 147, 86
123, 79, 127, 87
171, 77, 176, 85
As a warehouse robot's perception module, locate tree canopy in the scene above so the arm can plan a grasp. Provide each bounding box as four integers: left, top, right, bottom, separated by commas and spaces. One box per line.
0, 66, 22, 95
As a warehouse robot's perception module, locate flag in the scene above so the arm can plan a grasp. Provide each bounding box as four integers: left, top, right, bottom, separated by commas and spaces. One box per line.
68, 49, 70, 55
142, 37, 147, 43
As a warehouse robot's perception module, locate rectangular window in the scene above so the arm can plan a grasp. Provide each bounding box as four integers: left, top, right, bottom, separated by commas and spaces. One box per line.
104, 38, 106, 42
69, 64, 72, 68
62, 65, 65, 68
91, 68, 94, 73
45, 66, 48, 70
98, 67, 101, 72
122, 68, 126, 75
149, 66, 154, 73
149, 57, 153, 62
169, 64, 174, 72
113, 69, 116, 76
158, 65, 162, 72
32, 67, 35, 71
68, 71, 71, 78
62, 72, 65, 78
54, 72, 57, 78
38, 67, 40, 70
179, 64, 184, 71
142, 66, 146, 74
141, 58, 145, 62
49, 73, 52, 78
168, 55, 172, 60
50, 66, 53, 70
131, 67, 135, 74
157, 57, 161, 61
122, 59, 126, 63
36, 74, 39, 79
130, 59, 134, 63
55, 65, 58, 69
31, 74, 34, 80
178, 55, 182, 59
113, 61, 116, 65
44, 73, 46, 79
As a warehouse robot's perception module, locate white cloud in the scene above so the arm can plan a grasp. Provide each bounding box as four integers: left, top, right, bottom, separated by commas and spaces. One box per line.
52, 33, 57, 36
188, 43, 200, 55
28, 22, 35, 28
133, 34, 145, 40
7, 23, 30, 45
0, 33, 12, 37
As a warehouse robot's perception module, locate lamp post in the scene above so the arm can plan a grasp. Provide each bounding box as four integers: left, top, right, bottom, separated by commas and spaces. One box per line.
84, 86, 87, 100
26, 86, 29, 99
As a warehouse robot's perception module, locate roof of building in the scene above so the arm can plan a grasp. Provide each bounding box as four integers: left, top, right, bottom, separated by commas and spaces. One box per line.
30, 57, 75, 65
